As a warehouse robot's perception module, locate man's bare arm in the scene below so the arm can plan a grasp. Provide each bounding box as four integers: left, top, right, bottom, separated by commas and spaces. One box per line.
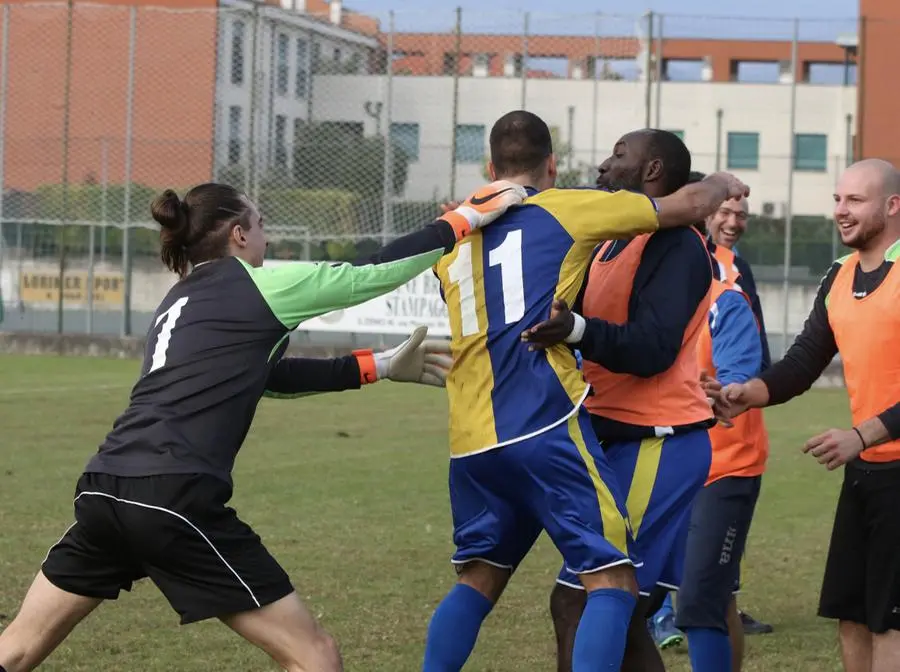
655, 173, 750, 229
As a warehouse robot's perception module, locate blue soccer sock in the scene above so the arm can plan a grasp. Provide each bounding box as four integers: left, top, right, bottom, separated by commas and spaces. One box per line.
685, 626, 732, 672
572, 588, 636, 672
654, 592, 675, 621
422, 583, 494, 672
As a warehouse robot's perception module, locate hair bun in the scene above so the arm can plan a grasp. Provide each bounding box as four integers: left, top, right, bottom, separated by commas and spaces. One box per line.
151, 189, 188, 233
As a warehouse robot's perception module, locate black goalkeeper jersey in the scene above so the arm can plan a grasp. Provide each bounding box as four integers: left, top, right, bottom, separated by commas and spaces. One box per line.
84, 221, 458, 486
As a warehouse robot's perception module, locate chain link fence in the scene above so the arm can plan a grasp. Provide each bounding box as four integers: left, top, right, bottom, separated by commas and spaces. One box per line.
0, 4, 873, 351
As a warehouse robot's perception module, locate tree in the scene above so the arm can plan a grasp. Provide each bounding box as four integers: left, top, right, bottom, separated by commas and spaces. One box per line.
292, 121, 411, 198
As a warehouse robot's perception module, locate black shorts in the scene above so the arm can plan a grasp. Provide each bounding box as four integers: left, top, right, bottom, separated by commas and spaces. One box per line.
42, 472, 294, 625
674, 475, 761, 633
819, 462, 900, 634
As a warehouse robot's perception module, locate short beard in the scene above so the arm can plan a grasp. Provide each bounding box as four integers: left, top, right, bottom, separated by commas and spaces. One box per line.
844, 211, 886, 250
596, 172, 643, 193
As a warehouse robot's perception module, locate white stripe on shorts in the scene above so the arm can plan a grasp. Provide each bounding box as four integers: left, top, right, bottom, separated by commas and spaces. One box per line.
74, 490, 261, 607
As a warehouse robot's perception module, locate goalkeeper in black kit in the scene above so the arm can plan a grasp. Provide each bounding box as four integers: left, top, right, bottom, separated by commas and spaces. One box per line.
0, 179, 527, 672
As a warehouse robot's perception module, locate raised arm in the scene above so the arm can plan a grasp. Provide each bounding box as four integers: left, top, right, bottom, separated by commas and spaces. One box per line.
246, 181, 526, 330
526, 187, 661, 245
524, 171, 749, 250
655, 172, 750, 229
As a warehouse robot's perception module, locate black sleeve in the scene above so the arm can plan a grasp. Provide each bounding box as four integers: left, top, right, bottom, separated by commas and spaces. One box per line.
734, 256, 772, 370
878, 403, 900, 440
758, 263, 840, 405
348, 220, 457, 267
576, 229, 712, 378
571, 244, 604, 315
265, 356, 362, 395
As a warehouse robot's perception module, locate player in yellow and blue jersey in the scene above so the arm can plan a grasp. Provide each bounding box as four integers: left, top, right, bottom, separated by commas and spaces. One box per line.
423, 111, 751, 672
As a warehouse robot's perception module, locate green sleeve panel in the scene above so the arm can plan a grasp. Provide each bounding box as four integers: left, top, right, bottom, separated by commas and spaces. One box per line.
240, 249, 443, 330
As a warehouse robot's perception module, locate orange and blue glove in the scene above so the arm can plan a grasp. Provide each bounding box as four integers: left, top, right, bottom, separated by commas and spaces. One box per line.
439, 180, 528, 241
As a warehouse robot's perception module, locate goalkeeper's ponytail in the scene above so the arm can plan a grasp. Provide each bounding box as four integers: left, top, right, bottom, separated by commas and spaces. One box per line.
151, 183, 251, 278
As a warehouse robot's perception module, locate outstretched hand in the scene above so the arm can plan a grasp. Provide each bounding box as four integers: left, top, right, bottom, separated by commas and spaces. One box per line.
520, 299, 576, 351
376, 326, 453, 387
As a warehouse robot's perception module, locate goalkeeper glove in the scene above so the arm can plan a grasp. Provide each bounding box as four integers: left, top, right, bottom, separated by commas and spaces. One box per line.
354, 326, 452, 387
440, 180, 528, 240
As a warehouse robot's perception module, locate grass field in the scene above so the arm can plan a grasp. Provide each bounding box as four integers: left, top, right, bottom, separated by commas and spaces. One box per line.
0, 354, 852, 671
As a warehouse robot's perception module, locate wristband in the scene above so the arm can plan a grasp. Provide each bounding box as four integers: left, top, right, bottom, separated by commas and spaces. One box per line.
565, 313, 587, 344
853, 426, 867, 450
439, 211, 473, 241
352, 349, 378, 385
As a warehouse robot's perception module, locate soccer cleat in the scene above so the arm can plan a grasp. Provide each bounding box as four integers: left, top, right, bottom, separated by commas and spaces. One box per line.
649, 612, 685, 650
739, 610, 774, 635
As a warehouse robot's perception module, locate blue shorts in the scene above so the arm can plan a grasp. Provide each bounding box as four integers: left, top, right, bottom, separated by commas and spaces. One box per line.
449, 409, 635, 577
557, 430, 711, 594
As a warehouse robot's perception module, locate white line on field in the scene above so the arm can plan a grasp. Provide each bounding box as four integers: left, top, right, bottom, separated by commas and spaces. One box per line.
0, 383, 131, 397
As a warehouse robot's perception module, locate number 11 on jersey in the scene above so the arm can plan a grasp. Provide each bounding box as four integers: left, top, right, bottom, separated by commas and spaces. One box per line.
446, 230, 525, 337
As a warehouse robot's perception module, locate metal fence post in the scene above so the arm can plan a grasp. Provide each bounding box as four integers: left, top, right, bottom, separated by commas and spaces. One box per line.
520, 12, 529, 110
643, 11, 653, 129
247, 3, 260, 198
100, 137, 108, 263
380, 11, 394, 245
832, 154, 840, 261
715, 108, 723, 171
122, 5, 137, 337
781, 17, 799, 355
87, 217, 95, 333
57, 0, 75, 334
654, 13, 664, 127
448, 6, 461, 200
590, 12, 600, 168
0, 4, 9, 294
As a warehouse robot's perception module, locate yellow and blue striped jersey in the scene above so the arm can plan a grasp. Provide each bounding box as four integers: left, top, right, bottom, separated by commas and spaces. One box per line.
434, 187, 660, 458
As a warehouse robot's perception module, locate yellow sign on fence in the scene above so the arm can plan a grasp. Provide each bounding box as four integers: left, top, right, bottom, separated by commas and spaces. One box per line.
19, 271, 125, 307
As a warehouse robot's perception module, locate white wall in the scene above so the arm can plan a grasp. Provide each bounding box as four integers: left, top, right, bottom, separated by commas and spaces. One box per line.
214, 3, 378, 176
2, 261, 822, 349
312, 74, 857, 216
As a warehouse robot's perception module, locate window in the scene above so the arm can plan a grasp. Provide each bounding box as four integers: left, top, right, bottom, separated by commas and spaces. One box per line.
794, 133, 827, 172
276, 33, 290, 96
390, 123, 420, 161
455, 124, 485, 164
443, 52, 458, 75
228, 106, 242, 164
472, 53, 490, 77
274, 115, 288, 168
231, 20, 245, 85
295, 39, 308, 99
727, 132, 759, 170
666, 129, 685, 140
333, 47, 341, 62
